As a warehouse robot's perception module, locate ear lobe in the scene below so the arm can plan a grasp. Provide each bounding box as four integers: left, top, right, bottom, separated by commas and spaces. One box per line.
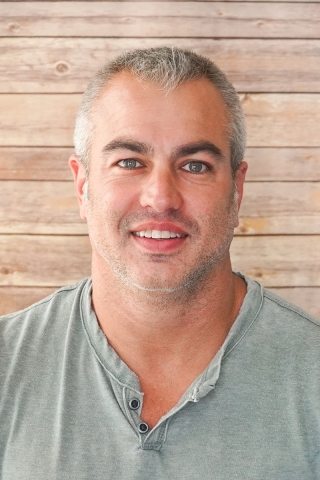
68, 154, 88, 220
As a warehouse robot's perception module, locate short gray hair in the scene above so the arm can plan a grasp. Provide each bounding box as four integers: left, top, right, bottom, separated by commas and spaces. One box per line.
73, 46, 246, 176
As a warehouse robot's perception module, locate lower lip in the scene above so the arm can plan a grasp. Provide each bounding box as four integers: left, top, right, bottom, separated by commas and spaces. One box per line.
131, 234, 187, 253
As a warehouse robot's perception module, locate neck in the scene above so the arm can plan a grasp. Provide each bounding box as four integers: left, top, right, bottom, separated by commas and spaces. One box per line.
91, 255, 246, 373
91, 255, 246, 428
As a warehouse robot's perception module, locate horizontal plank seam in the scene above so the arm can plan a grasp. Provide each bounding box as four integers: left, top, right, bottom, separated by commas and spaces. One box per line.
2, 36, 320, 41
2, 36, 320, 40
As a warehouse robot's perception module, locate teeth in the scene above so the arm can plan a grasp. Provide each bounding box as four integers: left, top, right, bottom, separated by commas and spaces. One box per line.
134, 230, 185, 239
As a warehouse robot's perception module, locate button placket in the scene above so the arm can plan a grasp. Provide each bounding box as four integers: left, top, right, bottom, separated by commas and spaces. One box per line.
125, 389, 150, 435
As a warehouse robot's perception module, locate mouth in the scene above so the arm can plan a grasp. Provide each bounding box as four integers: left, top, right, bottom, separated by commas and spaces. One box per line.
131, 225, 188, 253
133, 229, 187, 240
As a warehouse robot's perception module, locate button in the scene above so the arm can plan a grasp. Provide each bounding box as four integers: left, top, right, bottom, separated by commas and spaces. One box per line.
138, 422, 149, 434
129, 398, 140, 410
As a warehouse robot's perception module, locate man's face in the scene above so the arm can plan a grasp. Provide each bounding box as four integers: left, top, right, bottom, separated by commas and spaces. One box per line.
70, 73, 247, 292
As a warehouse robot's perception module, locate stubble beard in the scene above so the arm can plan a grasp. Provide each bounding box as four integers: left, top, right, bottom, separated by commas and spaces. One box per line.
86, 187, 239, 303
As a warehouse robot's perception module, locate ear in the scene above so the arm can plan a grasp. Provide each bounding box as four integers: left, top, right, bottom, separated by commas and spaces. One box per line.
234, 161, 248, 227
69, 154, 88, 220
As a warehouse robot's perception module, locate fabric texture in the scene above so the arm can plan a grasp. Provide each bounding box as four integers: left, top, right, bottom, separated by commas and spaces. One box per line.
1, 274, 320, 479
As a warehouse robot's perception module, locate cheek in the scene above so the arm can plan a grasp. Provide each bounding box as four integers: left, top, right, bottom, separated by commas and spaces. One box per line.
184, 187, 229, 217
88, 183, 138, 223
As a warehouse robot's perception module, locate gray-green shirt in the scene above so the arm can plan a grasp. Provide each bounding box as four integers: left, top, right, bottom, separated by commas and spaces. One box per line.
1, 275, 320, 479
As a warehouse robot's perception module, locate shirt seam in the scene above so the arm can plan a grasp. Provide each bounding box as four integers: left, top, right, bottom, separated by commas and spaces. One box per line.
0, 279, 87, 321
223, 281, 264, 358
79, 285, 141, 394
263, 289, 320, 328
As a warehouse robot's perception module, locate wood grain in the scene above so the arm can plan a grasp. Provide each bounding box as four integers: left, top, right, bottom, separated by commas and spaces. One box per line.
0, 147, 74, 180
1, 38, 320, 93
0, 181, 86, 234
0, 94, 81, 146
1, 147, 319, 181
1, 94, 320, 147
241, 94, 320, 147
1, 180, 320, 235
0, 285, 319, 318
1, 2, 320, 38
244, 148, 320, 182
230, 236, 320, 287
0, 234, 318, 287
0, 235, 91, 286
237, 182, 320, 235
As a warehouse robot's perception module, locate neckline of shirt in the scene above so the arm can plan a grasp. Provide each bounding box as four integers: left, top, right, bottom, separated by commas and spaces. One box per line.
80, 273, 264, 395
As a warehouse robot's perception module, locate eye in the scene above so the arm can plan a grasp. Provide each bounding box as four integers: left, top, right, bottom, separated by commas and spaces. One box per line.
182, 161, 209, 173
118, 159, 143, 169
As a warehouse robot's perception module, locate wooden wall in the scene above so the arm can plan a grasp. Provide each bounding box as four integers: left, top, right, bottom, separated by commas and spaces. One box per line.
0, 1, 319, 317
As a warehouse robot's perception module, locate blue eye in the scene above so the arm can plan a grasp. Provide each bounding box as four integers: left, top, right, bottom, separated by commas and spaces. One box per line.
118, 159, 142, 169
183, 162, 207, 173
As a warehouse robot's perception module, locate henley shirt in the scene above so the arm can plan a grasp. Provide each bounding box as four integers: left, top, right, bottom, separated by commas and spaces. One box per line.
1, 274, 320, 479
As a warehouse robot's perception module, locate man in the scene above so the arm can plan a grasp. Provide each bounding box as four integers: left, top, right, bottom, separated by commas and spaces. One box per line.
1, 47, 320, 479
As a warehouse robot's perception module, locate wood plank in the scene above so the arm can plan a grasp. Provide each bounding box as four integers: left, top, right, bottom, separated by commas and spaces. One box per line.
237, 182, 320, 235
0, 181, 86, 234
1, 147, 319, 181
0, 2, 320, 38
0, 235, 91, 286
245, 148, 320, 182
0, 94, 81, 146
0, 286, 57, 316
2, 38, 320, 93
0, 94, 320, 147
0, 147, 73, 180
1, 180, 320, 235
231, 236, 320, 287
241, 94, 320, 147
269, 288, 320, 319
0, 285, 319, 318
0, 234, 319, 287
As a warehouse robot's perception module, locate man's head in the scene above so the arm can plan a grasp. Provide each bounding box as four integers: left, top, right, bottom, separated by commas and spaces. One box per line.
73, 47, 246, 177
69, 47, 248, 295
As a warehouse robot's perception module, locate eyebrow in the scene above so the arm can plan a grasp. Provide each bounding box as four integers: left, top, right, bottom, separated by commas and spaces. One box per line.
101, 138, 224, 161
102, 138, 153, 156
172, 141, 224, 162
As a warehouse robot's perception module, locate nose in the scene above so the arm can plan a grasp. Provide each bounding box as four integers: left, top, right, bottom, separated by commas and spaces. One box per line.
139, 165, 183, 213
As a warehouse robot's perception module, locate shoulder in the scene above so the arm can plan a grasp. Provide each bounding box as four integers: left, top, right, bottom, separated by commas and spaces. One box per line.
255, 284, 320, 359
237, 273, 320, 359
261, 287, 320, 329
0, 278, 91, 348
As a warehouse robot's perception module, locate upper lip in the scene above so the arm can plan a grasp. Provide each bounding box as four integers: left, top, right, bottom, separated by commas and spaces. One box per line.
131, 222, 188, 236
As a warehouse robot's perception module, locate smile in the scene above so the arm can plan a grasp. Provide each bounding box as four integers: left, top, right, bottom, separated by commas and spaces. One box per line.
133, 230, 187, 239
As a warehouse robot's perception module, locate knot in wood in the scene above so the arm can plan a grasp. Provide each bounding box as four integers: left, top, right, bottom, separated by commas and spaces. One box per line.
8, 22, 20, 33
253, 269, 263, 279
239, 224, 248, 233
0, 266, 11, 275
54, 61, 70, 76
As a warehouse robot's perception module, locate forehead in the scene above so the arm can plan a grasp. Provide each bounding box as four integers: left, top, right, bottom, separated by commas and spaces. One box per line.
91, 72, 230, 155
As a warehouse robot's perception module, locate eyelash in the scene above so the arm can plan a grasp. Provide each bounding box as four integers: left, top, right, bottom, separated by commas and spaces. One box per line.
181, 161, 210, 174
116, 159, 211, 174
117, 159, 143, 169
